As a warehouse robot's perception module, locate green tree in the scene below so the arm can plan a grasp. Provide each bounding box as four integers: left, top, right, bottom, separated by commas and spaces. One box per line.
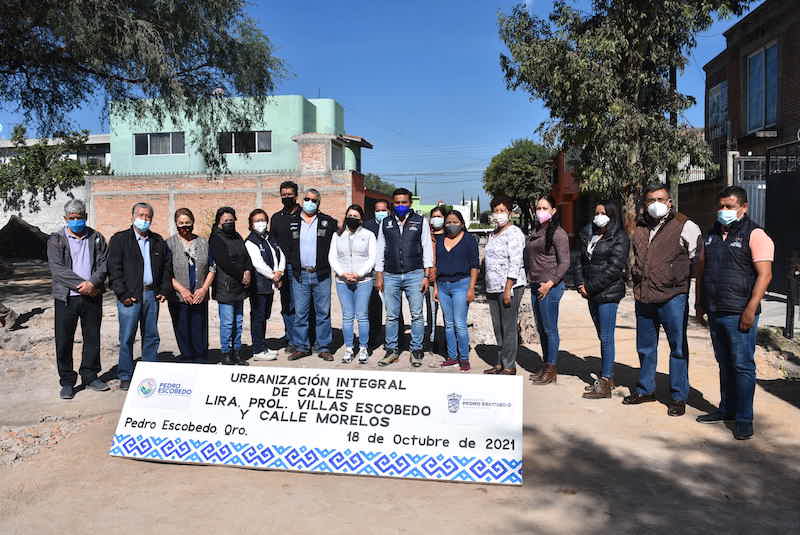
1, 0, 285, 176
363, 173, 398, 196
482, 138, 553, 230
498, 0, 753, 228
0, 125, 88, 212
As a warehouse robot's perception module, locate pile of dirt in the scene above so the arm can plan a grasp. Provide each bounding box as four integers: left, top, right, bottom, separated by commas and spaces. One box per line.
0, 215, 48, 260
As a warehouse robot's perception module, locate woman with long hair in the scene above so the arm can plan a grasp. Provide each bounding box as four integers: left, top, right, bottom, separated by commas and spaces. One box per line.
166, 208, 215, 363
433, 209, 479, 371
525, 195, 570, 385
328, 204, 377, 364
245, 209, 285, 362
575, 201, 630, 398
209, 206, 253, 365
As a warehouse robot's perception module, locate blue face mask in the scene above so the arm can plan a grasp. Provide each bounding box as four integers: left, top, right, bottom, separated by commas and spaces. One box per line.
374, 210, 388, 223
67, 219, 86, 233
133, 218, 151, 232
394, 205, 410, 218
302, 200, 318, 215
717, 209, 739, 226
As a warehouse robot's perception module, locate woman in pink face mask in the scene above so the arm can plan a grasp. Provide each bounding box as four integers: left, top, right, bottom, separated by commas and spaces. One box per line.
524, 195, 570, 386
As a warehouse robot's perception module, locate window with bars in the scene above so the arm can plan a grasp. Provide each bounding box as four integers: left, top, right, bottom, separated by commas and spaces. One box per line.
133, 132, 185, 155
218, 131, 272, 154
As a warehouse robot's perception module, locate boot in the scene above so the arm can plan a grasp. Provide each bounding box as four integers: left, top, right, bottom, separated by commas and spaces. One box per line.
221, 352, 236, 366
529, 366, 546, 382
233, 350, 249, 366
582, 377, 614, 399
531, 364, 557, 385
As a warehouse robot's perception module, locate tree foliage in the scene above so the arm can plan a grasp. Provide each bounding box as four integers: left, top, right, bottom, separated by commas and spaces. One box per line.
0, 125, 88, 212
363, 173, 398, 196
482, 138, 553, 229
0, 0, 285, 171
498, 0, 753, 210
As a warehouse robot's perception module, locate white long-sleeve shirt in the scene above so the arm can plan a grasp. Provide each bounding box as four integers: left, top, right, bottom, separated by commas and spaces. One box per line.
245, 238, 285, 280
328, 227, 377, 282
375, 215, 434, 272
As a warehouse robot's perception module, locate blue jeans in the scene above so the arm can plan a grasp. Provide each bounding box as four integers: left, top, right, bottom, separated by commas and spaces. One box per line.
292, 271, 332, 353
218, 301, 244, 354
438, 278, 471, 360
280, 265, 303, 349
588, 300, 619, 379
709, 313, 759, 423
117, 290, 160, 381
336, 280, 373, 349
384, 269, 425, 352
634, 294, 690, 401
531, 281, 565, 365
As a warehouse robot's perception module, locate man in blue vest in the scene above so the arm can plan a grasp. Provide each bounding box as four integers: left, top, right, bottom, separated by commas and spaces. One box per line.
695, 186, 773, 440
375, 188, 434, 367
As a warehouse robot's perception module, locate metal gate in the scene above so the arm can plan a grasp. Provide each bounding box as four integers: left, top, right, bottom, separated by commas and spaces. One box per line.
733, 155, 766, 226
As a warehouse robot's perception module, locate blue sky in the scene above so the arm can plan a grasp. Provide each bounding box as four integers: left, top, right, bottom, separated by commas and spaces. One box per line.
0, 0, 762, 206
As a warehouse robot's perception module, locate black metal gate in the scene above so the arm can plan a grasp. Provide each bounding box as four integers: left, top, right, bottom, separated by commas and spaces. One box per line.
765, 141, 800, 297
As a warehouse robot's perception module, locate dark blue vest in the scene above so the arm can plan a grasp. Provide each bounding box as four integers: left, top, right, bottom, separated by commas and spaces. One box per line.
246, 231, 281, 295
702, 215, 760, 315
381, 211, 424, 274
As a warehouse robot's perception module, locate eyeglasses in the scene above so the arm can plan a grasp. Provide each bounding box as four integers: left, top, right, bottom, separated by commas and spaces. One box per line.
303, 197, 319, 203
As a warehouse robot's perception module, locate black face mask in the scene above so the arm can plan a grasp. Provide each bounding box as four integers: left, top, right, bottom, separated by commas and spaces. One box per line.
221, 221, 236, 235
445, 224, 462, 237
177, 225, 193, 237
281, 197, 296, 210
345, 217, 361, 231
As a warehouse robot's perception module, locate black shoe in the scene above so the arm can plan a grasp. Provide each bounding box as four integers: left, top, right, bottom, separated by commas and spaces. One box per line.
667, 400, 686, 417
119, 380, 131, 391
696, 411, 735, 424
221, 353, 236, 365
59, 385, 74, 400
622, 392, 657, 405
734, 421, 754, 440
233, 351, 249, 366
411, 350, 424, 367
84, 378, 110, 392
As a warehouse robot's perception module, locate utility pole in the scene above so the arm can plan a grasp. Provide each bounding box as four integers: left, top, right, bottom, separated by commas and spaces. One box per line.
668, 63, 680, 210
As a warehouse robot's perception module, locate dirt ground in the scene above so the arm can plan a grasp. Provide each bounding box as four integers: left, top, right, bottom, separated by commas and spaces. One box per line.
1, 260, 799, 534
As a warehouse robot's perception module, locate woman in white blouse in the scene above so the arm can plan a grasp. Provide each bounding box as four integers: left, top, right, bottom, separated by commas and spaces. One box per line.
483, 196, 527, 375
328, 204, 377, 363
245, 209, 285, 361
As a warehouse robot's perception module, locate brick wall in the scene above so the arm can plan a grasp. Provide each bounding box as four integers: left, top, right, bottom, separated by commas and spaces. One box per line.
89, 172, 359, 239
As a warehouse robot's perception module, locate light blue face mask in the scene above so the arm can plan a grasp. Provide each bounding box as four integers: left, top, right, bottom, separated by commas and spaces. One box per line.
374, 210, 388, 223
133, 218, 151, 232
67, 219, 86, 233
302, 200, 318, 214
717, 209, 739, 226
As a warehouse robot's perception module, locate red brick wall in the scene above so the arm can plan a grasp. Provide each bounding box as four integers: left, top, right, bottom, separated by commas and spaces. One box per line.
89, 173, 356, 239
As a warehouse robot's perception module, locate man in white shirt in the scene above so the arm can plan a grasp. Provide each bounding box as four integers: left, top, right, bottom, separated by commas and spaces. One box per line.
374, 188, 433, 367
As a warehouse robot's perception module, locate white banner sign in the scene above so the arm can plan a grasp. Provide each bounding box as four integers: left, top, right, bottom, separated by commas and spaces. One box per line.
110, 362, 523, 485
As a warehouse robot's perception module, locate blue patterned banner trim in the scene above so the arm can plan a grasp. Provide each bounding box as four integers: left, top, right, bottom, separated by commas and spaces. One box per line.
110, 434, 523, 485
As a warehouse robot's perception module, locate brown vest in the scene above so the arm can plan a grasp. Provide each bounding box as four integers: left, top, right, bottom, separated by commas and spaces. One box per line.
631, 212, 691, 304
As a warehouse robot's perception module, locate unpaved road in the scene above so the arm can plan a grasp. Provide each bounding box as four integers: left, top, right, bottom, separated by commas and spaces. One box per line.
1, 260, 799, 534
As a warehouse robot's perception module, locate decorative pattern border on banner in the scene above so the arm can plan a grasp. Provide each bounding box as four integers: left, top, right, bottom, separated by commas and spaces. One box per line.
110, 434, 523, 485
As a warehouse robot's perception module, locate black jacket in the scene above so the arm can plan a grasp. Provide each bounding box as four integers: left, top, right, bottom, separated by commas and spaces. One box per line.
107, 227, 172, 302
209, 229, 253, 304
270, 204, 301, 259
573, 222, 630, 304
286, 211, 338, 281
363, 218, 380, 238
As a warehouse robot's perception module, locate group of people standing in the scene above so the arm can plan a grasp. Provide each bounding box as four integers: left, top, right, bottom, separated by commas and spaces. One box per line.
47, 180, 772, 440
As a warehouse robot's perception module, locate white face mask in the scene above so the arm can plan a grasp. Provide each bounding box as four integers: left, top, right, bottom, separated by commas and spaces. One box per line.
253, 221, 268, 234
647, 201, 670, 219
493, 212, 509, 227
593, 214, 610, 228
430, 216, 444, 230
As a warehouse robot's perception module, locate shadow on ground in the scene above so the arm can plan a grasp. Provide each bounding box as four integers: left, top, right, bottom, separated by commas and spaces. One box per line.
758, 378, 800, 409
510, 422, 800, 533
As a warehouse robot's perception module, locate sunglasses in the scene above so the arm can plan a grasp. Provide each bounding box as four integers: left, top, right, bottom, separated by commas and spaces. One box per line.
303, 197, 319, 203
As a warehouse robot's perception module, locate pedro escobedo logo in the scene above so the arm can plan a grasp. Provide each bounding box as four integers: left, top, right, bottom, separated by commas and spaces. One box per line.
137, 378, 192, 398
447, 393, 462, 413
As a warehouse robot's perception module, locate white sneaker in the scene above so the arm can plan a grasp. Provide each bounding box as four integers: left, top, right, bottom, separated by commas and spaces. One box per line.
357, 347, 369, 364
252, 350, 277, 362
342, 347, 354, 363
265, 349, 279, 361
